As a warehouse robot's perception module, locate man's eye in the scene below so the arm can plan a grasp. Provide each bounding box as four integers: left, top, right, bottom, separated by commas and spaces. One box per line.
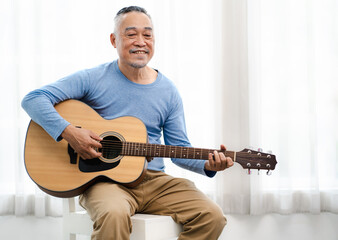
128, 34, 136, 37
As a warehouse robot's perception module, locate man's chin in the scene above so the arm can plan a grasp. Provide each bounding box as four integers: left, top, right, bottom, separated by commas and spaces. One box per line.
129, 62, 147, 69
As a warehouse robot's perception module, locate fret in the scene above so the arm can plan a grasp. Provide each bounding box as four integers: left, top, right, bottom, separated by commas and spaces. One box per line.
133, 142, 136, 156
141, 143, 144, 156
143, 143, 147, 156
137, 142, 141, 156
156, 145, 160, 157
201, 149, 206, 159
121, 142, 125, 155
152, 144, 156, 157
134, 142, 137, 156
182, 148, 186, 158
129, 142, 132, 156
169, 145, 172, 158
130, 142, 133, 156
204, 149, 211, 159
171, 145, 175, 158
158, 145, 161, 157
154, 144, 157, 156
139, 142, 141, 155
196, 148, 201, 159
161, 145, 166, 157
122, 142, 126, 155
149, 143, 152, 157
164, 145, 169, 158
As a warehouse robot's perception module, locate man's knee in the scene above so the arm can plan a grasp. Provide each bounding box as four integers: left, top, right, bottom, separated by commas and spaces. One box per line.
97, 204, 131, 225
201, 204, 227, 231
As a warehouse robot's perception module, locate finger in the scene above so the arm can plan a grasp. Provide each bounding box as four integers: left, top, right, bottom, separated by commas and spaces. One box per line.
90, 131, 103, 142
78, 144, 102, 159
220, 144, 226, 151
219, 154, 227, 170
213, 151, 222, 169
208, 153, 215, 169
218, 152, 228, 170
227, 157, 234, 167
88, 147, 102, 158
90, 138, 102, 149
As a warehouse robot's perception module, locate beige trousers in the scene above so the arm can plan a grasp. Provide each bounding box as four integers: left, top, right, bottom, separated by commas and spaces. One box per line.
79, 170, 226, 240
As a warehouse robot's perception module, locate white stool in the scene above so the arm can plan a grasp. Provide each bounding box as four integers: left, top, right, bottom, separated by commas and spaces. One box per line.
63, 198, 182, 240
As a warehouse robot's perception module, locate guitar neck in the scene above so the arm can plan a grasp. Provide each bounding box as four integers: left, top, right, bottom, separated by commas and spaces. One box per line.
121, 142, 236, 160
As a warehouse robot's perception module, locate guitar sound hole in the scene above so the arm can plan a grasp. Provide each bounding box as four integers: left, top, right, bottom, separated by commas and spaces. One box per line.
99, 136, 122, 160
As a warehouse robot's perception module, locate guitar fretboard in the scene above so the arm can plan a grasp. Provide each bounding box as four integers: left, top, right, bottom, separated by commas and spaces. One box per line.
121, 142, 235, 160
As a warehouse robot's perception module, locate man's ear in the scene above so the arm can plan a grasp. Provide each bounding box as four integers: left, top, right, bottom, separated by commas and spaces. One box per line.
110, 33, 117, 48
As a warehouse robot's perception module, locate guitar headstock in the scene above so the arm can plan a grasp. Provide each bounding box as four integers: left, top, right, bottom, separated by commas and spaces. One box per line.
236, 148, 277, 175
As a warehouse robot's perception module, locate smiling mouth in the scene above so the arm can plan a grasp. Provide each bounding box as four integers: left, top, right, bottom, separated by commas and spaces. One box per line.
130, 49, 149, 54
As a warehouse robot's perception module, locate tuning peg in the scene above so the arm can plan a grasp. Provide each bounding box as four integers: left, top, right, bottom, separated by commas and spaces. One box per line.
267, 150, 273, 154
257, 148, 263, 152
257, 169, 260, 175
248, 169, 251, 175
266, 170, 272, 176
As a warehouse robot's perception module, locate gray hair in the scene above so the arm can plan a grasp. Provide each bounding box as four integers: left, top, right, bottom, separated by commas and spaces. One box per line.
114, 6, 152, 34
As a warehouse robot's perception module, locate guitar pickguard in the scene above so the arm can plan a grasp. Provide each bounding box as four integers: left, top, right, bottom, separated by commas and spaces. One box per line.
78, 157, 121, 173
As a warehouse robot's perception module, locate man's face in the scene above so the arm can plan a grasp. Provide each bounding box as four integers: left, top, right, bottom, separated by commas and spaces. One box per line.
111, 12, 154, 69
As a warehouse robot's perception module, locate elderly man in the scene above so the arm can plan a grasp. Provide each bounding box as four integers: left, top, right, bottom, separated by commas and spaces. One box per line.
22, 6, 233, 240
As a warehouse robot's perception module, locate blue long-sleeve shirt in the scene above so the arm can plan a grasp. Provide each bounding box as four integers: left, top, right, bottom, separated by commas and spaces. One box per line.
22, 60, 216, 177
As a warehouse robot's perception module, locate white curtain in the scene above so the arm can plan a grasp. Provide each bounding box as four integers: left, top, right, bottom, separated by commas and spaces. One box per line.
216, 0, 338, 214
247, 0, 338, 214
1, 0, 337, 217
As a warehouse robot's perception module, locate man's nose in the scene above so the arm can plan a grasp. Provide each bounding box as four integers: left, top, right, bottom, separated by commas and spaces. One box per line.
134, 35, 146, 47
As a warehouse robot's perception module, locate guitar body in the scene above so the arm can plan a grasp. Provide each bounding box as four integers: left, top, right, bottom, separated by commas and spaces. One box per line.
24, 100, 148, 198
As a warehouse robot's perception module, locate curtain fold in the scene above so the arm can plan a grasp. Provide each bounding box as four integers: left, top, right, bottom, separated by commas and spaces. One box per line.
247, 0, 338, 214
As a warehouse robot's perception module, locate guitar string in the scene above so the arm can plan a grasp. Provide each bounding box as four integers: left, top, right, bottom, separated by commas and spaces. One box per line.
98, 140, 220, 152
96, 141, 230, 159
99, 145, 228, 154
95, 140, 273, 162
98, 144, 269, 157
98, 146, 270, 157
99, 140, 272, 154
98, 147, 270, 160
95, 142, 272, 167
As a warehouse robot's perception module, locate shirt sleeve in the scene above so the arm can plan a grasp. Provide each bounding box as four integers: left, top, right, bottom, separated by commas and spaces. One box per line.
163, 91, 217, 178
21, 70, 90, 141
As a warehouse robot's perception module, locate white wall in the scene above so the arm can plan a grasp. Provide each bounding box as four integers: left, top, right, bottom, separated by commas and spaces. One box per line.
0, 213, 337, 240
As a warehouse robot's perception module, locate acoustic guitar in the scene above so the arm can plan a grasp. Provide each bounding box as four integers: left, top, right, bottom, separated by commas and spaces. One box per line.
24, 100, 277, 198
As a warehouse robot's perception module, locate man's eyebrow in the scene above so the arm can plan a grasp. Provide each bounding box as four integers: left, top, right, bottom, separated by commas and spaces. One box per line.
125, 27, 153, 31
